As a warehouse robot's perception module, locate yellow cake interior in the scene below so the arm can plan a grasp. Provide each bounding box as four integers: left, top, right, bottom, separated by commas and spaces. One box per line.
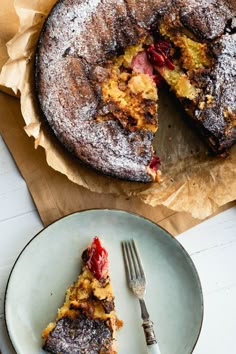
157, 21, 213, 102
97, 39, 158, 132
97, 25, 213, 133
42, 266, 122, 343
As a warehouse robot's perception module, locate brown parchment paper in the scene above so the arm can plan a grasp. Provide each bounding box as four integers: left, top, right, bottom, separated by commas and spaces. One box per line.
0, 0, 236, 220
0, 0, 19, 95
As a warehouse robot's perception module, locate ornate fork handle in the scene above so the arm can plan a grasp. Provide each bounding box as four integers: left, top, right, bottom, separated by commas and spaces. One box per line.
139, 298, 161, 354
122, 240, 162, 354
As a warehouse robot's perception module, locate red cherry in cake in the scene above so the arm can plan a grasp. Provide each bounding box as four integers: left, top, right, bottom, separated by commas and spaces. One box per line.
86, 237, 108, 280
146, 45, 165, 67
150, 155, 161, 172
154, 40, 171, 57
146, 40, 175, 70
164, 57, 175, 70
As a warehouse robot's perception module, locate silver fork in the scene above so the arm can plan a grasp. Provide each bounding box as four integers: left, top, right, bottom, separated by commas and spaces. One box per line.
122, 240, 161, 354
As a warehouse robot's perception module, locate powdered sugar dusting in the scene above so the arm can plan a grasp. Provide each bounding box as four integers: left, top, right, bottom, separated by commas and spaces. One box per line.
214, 34, 236, 109
35, 0, 236, 180
177, 0, 234, 39
193, 32, 236, 146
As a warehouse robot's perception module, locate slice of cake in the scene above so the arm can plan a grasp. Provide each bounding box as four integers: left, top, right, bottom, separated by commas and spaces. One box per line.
42, 237, 122, 354
95, 36, 162, 181
152, 5, 236, 154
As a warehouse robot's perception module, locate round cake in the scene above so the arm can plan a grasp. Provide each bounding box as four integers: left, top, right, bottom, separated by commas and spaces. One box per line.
35, 0, 236, 182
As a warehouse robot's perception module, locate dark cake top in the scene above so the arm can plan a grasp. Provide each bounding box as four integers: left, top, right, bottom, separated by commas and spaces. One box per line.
35, 0, 236, 181
43, 315, 112, 354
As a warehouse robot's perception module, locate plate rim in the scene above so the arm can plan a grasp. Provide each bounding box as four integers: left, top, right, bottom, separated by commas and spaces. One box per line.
4, 208, 204, 354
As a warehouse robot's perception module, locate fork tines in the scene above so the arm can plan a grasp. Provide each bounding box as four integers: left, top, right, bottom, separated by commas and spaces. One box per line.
122, 239, 146, 282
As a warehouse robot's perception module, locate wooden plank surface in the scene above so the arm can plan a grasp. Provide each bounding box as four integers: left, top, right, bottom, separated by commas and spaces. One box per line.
178, 208, 236, 353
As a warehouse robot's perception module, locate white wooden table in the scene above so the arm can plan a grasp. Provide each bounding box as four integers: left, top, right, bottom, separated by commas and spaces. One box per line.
0, 134, 235, 354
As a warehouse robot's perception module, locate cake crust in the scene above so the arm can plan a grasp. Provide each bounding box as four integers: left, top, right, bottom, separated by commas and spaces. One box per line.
43, 315, 113, 354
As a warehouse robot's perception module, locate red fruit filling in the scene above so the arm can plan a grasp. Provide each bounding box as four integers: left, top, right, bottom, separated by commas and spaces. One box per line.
130, 39, 174, 90
131, 51, 153, 76
150, 155, 161, 172
147, 45, 165, 67
86, 237, 108, 280
155, 40, 171, 57
146, 40, 174, 70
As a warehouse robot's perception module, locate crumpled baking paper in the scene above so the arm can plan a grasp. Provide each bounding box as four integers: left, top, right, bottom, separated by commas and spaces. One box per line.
0, 0, 235, 219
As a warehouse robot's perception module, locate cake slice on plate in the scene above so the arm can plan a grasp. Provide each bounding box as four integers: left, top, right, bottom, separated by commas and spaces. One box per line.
42, 237, 122, 354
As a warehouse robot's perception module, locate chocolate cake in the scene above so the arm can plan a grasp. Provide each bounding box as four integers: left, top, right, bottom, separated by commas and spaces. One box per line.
35, 0, 236, 182
42, 237, 122, 354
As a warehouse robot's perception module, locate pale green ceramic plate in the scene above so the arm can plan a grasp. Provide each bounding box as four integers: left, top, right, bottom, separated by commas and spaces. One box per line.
5, 209, 203, 354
